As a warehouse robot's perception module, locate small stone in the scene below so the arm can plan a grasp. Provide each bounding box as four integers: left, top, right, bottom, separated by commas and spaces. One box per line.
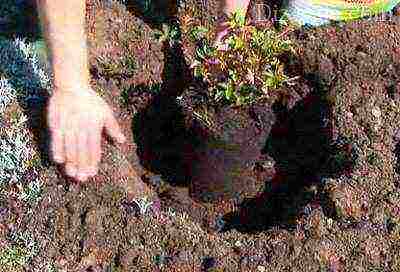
178, 250, 189, 262
234, 240, 243, 248
394, 128, 400, 142
0, 208, 8, 221
89, 265, 103, 272
372, 123, 381, 132
326, 218, 334, 229
356, 51, 368, 59
371, 106, 381, 118
257, 265, 266, 272
345, 111, 353, 119
330, 184, 364, 221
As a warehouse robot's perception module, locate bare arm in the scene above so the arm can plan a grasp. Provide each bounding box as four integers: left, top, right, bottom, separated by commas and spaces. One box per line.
223, 0, 251, 14
37, 0, 90, 90
215, 0, 251, 48
37, 0, 125, 182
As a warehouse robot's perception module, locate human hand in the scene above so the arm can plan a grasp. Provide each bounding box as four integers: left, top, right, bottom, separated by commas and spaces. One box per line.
47, 86, 126, 182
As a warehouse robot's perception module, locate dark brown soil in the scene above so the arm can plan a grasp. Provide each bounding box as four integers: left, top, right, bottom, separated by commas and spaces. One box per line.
3, 0, 400, 271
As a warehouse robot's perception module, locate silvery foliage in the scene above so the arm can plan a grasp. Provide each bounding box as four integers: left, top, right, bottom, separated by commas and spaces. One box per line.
45, 263, 58, 272
0, 37, 52, 102
0, 118, 35, 187
18, 178, 43, 206
0, 37, 51, 195
0, 77, 16, 113
30, 262, 57, 272
133, 197, 154, 215
8, 231, 39, 266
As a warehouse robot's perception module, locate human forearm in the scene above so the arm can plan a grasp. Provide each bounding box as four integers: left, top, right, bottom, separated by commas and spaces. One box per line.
37, 0, 90, 91
223, 0, 251, 14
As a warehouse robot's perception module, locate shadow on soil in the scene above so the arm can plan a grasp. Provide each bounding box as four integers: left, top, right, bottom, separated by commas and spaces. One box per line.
222, 82, 357, 233
125, 0, 180, 27
132, 40, 196, 186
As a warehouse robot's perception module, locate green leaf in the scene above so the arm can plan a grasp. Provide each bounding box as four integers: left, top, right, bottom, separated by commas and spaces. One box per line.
228, 70, 238, 82
228, 9, 246, 28
214, 89, 224, 102
194, 65, 204, 78
188, 9, 295, 107
224, 83, 234, 100
189, 26, 209, 41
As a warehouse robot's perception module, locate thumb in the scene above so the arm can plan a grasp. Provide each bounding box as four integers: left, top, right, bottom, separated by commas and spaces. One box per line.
104, 110, 126, 144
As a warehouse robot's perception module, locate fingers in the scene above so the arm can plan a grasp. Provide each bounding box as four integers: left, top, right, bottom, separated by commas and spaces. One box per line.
50, 129, 65, 164
77, 110, 124, 181
87, 127, 101, 179
75, 125, 102, 182
48, 92, 125, 182
63, 127, 102, 182
48, 101, 65, 164
64, 131, 78, 178
76, 131, 90, 182
104, 110, 126, 144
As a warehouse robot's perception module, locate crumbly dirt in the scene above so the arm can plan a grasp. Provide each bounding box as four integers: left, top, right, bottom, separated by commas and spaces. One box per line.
2, 0, 400, 271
